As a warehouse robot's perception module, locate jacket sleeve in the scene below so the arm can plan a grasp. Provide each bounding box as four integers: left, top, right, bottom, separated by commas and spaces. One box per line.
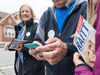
65, 2, 87, 57
34, 11, 46, 45
74, 51, 100, 75
20, 45, 29, 53
74, 66, 93, 75
65, 42, 78, 57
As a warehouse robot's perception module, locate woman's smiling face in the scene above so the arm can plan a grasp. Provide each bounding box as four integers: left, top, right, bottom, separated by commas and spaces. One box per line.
20, 5, 32, 21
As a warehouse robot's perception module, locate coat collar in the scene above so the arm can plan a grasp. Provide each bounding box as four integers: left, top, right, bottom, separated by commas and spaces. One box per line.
19, 18, 34, 27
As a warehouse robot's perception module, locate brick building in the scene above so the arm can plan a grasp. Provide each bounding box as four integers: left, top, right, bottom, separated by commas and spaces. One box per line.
0, 11, 19, 42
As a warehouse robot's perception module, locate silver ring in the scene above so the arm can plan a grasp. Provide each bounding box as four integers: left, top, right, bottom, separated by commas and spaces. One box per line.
37, 53, 40, 58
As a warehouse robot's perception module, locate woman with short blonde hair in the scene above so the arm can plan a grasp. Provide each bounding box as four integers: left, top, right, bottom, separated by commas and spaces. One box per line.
4, 4, 44, 75
18, 5, 36, 21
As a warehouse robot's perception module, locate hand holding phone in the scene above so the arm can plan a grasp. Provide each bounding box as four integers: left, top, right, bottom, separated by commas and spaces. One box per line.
24, 43, 40, 53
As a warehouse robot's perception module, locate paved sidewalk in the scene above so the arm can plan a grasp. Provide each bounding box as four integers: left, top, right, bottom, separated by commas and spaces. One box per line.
0, 67, 15, 75
0, 69, 4, 75
0, 48, 15, 75
0, 72, 4, 75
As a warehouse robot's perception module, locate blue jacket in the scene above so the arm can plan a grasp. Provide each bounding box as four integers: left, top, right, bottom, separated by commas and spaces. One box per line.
36, 0, 87, 75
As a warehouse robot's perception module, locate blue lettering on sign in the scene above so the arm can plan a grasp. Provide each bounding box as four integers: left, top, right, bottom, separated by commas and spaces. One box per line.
75, 22, 89, 52
75, 36, 84, 52
79, 22, 89, 41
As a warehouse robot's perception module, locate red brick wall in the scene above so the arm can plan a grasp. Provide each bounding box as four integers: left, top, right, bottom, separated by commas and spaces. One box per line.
14, 15, 19, 20
2, 25, 15, 42
1, 15, 17, 42
0, 25, 3, 42
3, 15, 17, 25
14, 15, 20, 24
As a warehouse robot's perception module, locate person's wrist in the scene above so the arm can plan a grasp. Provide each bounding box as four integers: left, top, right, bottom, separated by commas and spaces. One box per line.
75, 60, 85, 67
77, 63, 87, 67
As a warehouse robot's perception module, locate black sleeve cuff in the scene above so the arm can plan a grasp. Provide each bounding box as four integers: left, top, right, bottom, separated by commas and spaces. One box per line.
20, 45, 29, 53
77, 63, 87, 67
8, 49, 15, 51
65, 42, 78, 57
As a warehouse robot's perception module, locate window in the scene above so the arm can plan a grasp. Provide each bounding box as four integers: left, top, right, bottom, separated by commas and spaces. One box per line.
5, 27, 15, 36
8, 19, 12, 23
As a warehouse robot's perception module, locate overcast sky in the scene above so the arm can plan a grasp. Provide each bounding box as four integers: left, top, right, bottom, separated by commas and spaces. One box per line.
0, 0, 53, 19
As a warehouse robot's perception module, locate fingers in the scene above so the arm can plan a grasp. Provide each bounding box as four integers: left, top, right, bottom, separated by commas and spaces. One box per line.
29, 38, 67, 65
34, 53, 45, 60
15, 48, 22, 51
35, 44, 54, 52
42, 50, 57, 59
35, 39, 61, 52
45, 37, 58, 44
71, 34, 75, 38
45, 56, 60, 65
34, 38, 67, 65
29, 49, 45, 60
15, 43, 22, 51
33, 41, 42, 46
73, 52, 81, 60
42, 47, 67, 65
43, 51, 63, 65
73, 52, 84, 66
4, 44, 9, 51
36, 39, 67, 55
29, 49, 37, 55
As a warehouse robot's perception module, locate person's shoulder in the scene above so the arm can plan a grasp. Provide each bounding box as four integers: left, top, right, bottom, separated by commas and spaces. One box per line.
81, 1, 87, 11
75, 0, 87, 10
75, 0, 87, 6
41, 6, 52, 19
81, 1, 87, 6
43, 5, 54, 14
43, 7, 51, 14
